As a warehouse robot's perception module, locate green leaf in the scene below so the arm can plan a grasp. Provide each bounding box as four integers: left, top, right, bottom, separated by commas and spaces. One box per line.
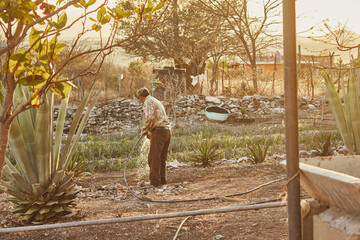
100, 15, 110, 24
10, 50, 27, 61
92, 23, 101, 31
113, 7, 132, 19
97, 6, 107, 22
153, 0, 166, 11
54, 12, 67, 29
29, 28, 43, 52
8, 50, 28, 73
51, 81, 73, 102
147, 0, 154, 10
84, 0, 96, 9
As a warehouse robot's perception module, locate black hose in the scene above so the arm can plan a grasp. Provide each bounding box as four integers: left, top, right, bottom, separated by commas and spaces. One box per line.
123, 133, 286, 203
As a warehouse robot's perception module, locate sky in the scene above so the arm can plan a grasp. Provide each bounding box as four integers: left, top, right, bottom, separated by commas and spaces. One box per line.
55, 0, 360, 36
296, 0, 360, 35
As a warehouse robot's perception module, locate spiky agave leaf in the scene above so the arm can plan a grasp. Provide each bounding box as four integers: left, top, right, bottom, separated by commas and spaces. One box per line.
64, 90, 100, 170
58, 79, 97, 170
53, 98, 68, 172
347, 70, 360, 153
7, 172, 81, 222
324, 72, 355, 154
34, 91, 54, 187
1, 80, 97, 223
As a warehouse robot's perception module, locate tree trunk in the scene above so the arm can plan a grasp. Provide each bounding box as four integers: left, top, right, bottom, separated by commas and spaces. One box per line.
0, 120, 12, 179
251, 65, 258, 91
210, 59, 219, 95
0, 73, 16, 179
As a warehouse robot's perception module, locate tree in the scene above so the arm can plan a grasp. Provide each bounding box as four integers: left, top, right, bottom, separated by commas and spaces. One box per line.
117, 0, 229, 93
0, 0, 170, 178
200, 0, 281, 92
319, 21, 360, 52
126, 59, 154, 97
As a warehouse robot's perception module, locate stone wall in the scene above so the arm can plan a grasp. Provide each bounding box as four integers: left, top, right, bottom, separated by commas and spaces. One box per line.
56, 94, 324, 135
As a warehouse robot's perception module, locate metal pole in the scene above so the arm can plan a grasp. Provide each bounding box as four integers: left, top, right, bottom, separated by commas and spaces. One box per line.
0, 201, 287, 234
282, 0, 302, 239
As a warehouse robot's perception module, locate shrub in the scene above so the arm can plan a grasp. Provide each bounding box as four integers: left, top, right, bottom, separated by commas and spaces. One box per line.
314, 132, 334, 156
247, 138, 271, 164
190, 137, 220, 167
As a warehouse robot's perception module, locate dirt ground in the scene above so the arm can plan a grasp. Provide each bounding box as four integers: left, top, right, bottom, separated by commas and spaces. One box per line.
0, 158, 296, 240
0, 110, 329, 240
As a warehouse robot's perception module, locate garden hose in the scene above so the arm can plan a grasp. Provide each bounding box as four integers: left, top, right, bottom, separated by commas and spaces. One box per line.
123, 132, 286, 203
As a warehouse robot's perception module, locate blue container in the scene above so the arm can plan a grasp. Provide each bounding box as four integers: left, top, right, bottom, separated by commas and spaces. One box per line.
205, 106, 230, 122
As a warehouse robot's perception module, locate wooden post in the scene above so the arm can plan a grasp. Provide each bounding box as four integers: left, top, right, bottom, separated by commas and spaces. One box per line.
283, 1, 302, 239
272, 54, 277, 94
221, 61, 224, 94
311, 56, 315, 98
298, 45, 301, 77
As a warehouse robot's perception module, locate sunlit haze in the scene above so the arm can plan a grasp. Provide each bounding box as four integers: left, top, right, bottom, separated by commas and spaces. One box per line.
296, 0, 360, 35
50, 0, 360, 63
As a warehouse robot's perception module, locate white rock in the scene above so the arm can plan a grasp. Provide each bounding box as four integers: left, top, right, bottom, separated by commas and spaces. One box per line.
242, 96, 253, 101
308, 104, 316, 110
205, 96, 221, 104
272, 107, 285, 113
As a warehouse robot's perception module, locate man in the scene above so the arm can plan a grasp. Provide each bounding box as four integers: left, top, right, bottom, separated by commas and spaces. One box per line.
137, 87, 171, 187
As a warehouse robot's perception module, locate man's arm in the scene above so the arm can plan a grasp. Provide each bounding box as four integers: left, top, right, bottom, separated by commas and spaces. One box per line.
142, 100, 156, 136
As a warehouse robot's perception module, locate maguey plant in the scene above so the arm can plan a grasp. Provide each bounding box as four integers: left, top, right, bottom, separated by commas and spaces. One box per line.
324, 68, 360, 155
1, 82, 98, 223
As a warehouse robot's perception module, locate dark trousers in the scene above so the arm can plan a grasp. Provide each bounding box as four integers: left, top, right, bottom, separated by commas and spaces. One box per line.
148, 128, 171, 186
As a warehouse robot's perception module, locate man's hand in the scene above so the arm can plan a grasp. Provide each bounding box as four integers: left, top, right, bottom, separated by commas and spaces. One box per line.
146, 133, 152, 140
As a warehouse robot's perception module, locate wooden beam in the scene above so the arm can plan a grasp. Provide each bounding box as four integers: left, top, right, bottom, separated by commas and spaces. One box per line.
283, 0, 302, 239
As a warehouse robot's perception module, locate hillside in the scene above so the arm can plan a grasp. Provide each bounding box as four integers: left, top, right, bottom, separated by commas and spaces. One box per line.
297, 35, 360, 63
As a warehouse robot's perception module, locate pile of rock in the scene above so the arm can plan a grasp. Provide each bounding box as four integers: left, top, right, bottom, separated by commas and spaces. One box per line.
57, 94, 324, 135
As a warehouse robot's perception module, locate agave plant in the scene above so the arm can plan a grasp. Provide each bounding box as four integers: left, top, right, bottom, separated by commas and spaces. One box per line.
191, 137, 220, 167
1, 82, 98, 223
324, 68, 360, 155
314, 132, 334, 156
247, 138, 271, 164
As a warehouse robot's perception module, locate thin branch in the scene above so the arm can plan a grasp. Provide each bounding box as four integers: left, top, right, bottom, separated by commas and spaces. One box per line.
0, 0, 80, 56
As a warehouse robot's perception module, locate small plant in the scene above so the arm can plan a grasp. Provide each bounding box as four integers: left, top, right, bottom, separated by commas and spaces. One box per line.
314, 132, 334, 156
68, 152, 88, 177
191, 137, 220, 167
240, 107, 247, 118
247, 138, 271, 164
